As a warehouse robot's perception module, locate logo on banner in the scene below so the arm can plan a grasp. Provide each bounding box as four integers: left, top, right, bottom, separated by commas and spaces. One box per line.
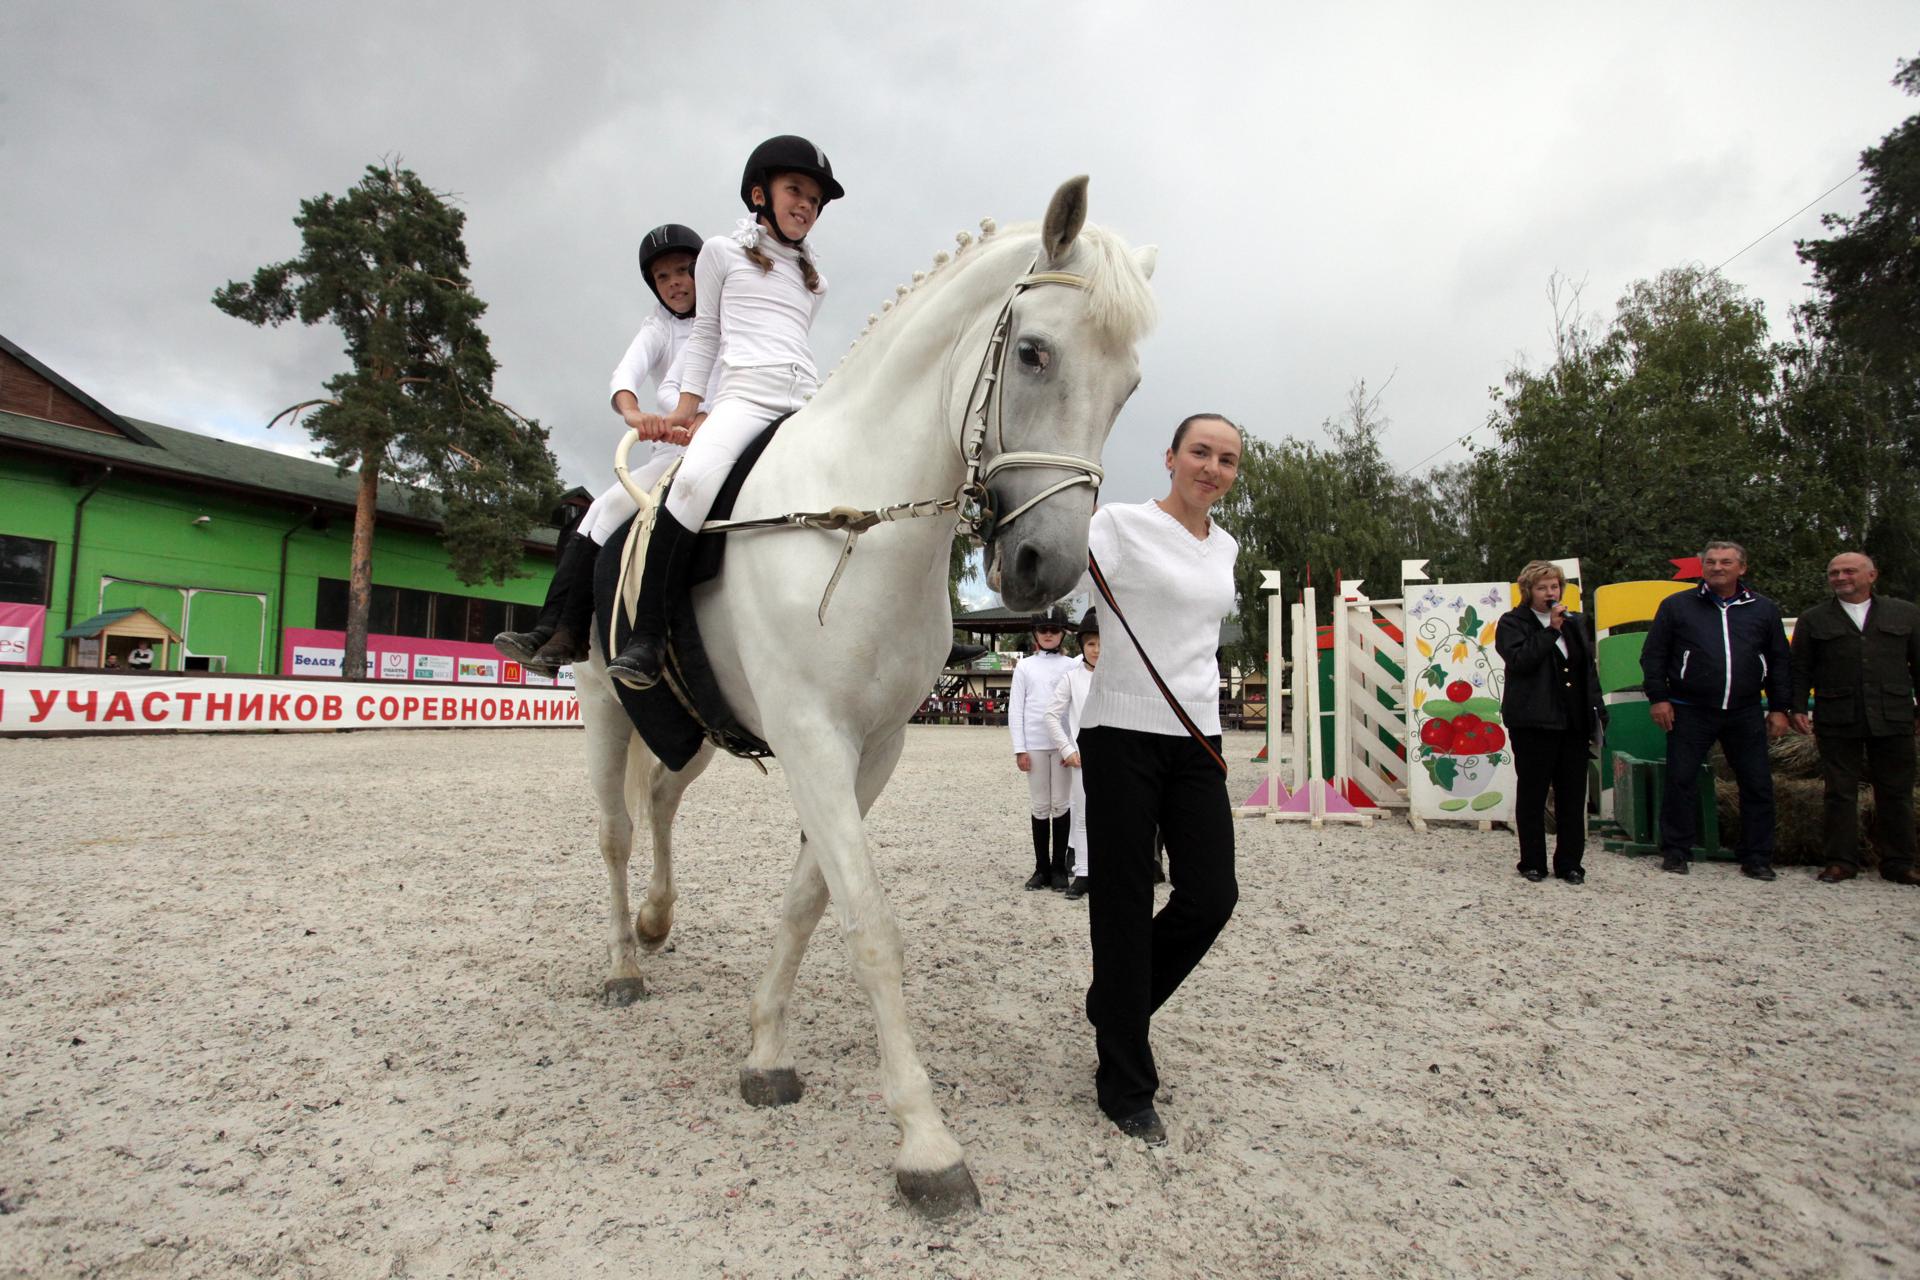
554, 664, 576, 687
413, 655, 455, 682
520, 666, 554, 687
380, 651, 410, 681
0, 626, 29, 664
456, 657, 499, 684
502, 660, 523, 684
292, 647, 375, 676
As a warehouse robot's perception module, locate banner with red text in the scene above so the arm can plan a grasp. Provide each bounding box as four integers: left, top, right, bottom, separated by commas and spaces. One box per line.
0, 670, 581, 734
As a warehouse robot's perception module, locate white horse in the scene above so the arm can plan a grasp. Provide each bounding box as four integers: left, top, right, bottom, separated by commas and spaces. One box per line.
573, 176, 1156, 1217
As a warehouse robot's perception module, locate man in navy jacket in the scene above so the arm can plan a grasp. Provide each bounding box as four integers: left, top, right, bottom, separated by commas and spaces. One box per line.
1640, 541, 1792, 879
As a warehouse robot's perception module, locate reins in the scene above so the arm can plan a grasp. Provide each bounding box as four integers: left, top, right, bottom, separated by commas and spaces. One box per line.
612, 257, 1105, 624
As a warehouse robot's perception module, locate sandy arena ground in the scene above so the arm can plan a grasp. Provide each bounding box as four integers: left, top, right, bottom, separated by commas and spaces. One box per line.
2, 724, 1917, 1278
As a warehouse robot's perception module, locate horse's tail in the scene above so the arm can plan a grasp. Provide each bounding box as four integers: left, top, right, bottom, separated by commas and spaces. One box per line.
622, 728, 649, 821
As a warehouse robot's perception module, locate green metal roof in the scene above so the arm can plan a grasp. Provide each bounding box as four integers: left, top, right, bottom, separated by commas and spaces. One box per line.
0, 408, 559, 548
58, 607, 181, 640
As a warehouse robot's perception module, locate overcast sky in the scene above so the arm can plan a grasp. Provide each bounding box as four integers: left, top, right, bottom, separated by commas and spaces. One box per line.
2, 4, 1909, 602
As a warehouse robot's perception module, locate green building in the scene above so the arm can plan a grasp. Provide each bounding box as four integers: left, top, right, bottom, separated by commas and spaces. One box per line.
0, 334, 576, 674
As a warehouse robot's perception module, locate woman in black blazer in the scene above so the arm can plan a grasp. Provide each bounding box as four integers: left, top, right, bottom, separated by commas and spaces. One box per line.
1495, 561, 1608, 883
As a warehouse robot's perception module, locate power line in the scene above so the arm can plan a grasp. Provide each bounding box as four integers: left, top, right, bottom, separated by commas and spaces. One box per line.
1397, 168, 1866, 479
1714, 167, 1864, 271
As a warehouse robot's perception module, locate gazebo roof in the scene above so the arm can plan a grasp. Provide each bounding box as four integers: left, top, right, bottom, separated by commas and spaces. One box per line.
58, 607, 183, 642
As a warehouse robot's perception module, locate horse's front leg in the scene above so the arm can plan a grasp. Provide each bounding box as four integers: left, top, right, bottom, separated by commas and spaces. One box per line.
635, 743, 713, 952
771, 726, 979, 1218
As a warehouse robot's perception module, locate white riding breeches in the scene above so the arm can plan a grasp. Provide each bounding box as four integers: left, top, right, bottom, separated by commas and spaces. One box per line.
584, 446, 685, 545
1069, 767, 1088, 876
1025, 748, 1071, 820
663, 363, 814, 530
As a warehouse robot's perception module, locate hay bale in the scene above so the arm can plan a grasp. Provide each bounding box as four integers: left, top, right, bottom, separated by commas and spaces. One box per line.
1716, 768, 1916, 867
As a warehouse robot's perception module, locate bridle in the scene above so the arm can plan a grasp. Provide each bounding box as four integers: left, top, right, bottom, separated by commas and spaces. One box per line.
953, 260, 1106, 546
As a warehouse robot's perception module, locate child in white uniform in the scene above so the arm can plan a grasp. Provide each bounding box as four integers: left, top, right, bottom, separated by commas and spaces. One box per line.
1010, 606, 1078, 890
494, 223, 702, 674
609, 135, 843, 689
1044, 608, 1101, 899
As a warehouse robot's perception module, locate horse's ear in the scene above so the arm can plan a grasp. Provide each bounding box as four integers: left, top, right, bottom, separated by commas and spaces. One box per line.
1134, 244, 1158, 280
1042, 175, 1090, 263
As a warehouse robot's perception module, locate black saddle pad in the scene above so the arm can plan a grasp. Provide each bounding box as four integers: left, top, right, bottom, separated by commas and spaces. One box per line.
592, 417, 788, 771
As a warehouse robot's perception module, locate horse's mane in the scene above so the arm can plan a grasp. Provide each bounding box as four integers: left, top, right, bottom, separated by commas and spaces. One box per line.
826, 216, 1156, 384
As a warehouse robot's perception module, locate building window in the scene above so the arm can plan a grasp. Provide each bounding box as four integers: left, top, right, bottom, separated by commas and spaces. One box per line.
314, 577, 348, 630
466, 598, 510, 645
318, 577, 525, 642
0, 535, 55, 606
431, 593, 467, 641
395, 588, 432, 638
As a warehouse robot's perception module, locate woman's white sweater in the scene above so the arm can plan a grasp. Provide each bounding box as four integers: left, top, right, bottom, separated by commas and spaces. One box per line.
1079, 501, 1238, 738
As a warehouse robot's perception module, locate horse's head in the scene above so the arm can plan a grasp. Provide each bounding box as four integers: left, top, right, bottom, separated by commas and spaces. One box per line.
981, 176, 1157, 610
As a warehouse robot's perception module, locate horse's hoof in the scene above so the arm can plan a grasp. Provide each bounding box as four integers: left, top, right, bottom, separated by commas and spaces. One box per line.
738, 1067, 805, 1108
601, 977, 648, 1006
635, 910, 673, 953
896, 1163, 981, 1218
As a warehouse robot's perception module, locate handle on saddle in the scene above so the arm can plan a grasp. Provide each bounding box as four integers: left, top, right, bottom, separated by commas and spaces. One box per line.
614, 428, 657, 514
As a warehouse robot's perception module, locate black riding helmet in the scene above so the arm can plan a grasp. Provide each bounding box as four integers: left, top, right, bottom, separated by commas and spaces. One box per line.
1077, 607, 1099, 637
740, 135, 844, 246
638, 223, 703, 318
1032, 604, 1073, 632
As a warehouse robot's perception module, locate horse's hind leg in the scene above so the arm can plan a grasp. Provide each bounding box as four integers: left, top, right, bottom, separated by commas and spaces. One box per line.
742, 732, 898, 1105
635, 742, 714, 951
741, 831, 828, 1107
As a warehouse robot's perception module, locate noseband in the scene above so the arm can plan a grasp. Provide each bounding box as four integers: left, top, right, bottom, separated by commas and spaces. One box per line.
956, 262, 1105, 545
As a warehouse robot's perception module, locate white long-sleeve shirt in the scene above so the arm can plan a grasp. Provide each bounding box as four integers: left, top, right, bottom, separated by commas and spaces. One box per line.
1079, 502, 1237, 738
607, 305, 695, 413
1008, 648, 1075, 755
1044, 657, 1095, 755
676, 219, 827, 401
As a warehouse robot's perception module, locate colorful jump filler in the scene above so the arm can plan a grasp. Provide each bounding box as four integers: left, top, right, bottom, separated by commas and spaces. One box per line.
1408, 583, 1515, 821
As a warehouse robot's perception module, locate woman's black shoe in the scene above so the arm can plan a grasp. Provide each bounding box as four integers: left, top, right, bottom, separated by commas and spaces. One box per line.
1520, 868, 1546, 882
1023, 869, 1052, 891
1110, 1107, 1167, 1147
1557, 868, 1586, 885
1064, 875, 1089, 900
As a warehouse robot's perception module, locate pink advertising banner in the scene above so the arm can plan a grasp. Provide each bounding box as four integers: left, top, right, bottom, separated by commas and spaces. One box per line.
0, 602, 47, 666
280, 627, 574, 687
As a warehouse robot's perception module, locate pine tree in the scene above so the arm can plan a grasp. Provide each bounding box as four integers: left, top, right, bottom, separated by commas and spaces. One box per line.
216, 160, 560, 677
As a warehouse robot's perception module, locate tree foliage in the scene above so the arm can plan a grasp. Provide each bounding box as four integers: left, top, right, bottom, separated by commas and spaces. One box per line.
1783, 51, 1920, 597
1215, 53, 1920, 657
215, 160, 560, 674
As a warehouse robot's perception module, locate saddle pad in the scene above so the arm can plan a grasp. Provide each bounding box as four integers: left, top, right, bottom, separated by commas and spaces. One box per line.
593, 416, 790, 771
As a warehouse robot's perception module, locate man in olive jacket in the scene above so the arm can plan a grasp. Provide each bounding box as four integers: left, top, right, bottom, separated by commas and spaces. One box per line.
1788, 552, 1920, 885
1641, 541, 1792, 879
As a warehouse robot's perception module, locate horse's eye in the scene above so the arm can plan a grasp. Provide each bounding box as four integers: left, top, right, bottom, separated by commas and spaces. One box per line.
1016, 339, 1051, 371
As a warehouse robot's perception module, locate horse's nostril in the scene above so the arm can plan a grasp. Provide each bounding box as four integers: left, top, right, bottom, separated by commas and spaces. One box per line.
1014, 543, 1042, 586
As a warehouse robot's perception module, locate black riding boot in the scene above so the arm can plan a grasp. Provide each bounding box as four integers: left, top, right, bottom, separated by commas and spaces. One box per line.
1023, 817, 1051, 890
607, 508, 696, 690
1050, 813, 1072, 890
526, 536, 601, 676
496, 532, 593, 667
